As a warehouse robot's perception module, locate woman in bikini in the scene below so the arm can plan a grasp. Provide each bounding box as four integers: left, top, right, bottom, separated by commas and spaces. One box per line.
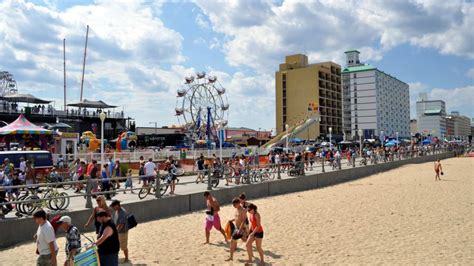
246, 203, 264, 264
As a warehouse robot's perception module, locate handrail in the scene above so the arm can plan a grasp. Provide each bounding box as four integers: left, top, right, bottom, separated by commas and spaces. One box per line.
0, 146, 465, 211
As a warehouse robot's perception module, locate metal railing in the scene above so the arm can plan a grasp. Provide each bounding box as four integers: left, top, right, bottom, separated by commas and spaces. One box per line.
1, 145, 466, 218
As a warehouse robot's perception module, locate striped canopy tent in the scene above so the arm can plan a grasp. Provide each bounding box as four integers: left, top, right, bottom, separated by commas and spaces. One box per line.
0, 114, 54, 135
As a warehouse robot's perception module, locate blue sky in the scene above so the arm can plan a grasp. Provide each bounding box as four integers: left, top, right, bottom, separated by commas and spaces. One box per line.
1, 0, 473, 133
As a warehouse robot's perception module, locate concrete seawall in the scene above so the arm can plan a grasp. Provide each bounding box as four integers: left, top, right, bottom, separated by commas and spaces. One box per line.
0, 152, 454, 249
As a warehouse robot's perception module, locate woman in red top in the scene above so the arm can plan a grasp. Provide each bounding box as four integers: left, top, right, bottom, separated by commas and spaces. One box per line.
246, 203, 264, 264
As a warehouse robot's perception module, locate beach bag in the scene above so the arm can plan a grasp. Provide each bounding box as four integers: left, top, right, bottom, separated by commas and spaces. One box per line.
127, 214, 138, 229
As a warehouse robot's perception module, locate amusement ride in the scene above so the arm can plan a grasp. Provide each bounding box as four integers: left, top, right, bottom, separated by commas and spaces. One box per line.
175, 72, 229, 146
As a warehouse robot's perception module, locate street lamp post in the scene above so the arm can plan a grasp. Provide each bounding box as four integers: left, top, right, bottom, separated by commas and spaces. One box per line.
358, 129, 363, 156
396, 131, 399, 148
380, 130, 384, 146
99, 112, 106, 166
285, 124, 289, 152
218, 122, 223, 164
329, 127, 332, 149
149, 121, 158, 134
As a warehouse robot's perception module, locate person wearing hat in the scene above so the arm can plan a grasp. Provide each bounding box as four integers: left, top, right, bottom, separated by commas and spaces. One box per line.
110, 200, 129, 263
33, 209, 58, 266
57, 216, 81, 266
95, 209, 120, 266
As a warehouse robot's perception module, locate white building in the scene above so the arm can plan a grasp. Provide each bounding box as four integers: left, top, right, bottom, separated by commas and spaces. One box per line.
446, 111, 471, 140
416, 96, 446, 138
342, 50, 410, 140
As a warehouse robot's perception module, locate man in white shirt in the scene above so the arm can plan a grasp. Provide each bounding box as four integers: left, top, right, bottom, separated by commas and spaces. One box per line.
34, 210, 58, 266
143, 158, 156, 186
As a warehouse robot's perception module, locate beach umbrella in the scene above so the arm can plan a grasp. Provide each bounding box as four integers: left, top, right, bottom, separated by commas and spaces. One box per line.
385, 141, 396, 147
338, 140, 353, 144
290, 137, 303, 143
422, 139, 431, 145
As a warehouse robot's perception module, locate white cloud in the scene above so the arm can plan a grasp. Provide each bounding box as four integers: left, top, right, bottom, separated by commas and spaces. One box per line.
0, 0, 185, 127
428, 85, 474, 117
195, 0, 474, 72
466, 68, 474, 79
408, 82, 473, 118
195, 13, 210, 29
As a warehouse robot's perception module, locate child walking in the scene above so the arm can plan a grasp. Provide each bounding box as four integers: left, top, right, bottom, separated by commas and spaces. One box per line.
124, 169, 134, 193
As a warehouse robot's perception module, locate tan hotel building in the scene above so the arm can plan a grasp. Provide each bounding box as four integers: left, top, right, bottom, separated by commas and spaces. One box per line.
275, 54, 342, 140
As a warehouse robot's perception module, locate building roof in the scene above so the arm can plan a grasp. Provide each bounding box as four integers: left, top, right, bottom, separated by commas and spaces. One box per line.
67, 99, 117, 109
424, 109, 442, 115
341, 64, 376, 73
2, 93, 51, 104
344, 50, 360, 54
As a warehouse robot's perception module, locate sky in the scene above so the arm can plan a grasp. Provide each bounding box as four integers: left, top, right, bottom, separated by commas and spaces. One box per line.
0, 0, 473, 133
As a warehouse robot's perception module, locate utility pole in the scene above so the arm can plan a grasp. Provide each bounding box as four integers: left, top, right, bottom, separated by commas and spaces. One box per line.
63, 38, 67, 111
149, 122, 158, 134
80, 25, 89, 102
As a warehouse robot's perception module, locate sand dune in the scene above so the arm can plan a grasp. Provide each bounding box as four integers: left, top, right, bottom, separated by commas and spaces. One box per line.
0, 157, 472, 265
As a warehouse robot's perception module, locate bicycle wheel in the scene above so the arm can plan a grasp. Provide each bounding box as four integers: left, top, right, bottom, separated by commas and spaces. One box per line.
47, 193, 57, 211
211, 174, 220, 188
268, 169, 276, 180
52, 192, 70, 211
24, 195, 41, 215
160, 184, 169, 196
174, 168, 185, 176
15, 194, 29, 215
261, 172, 270, 182
62, 178, 72, 190
223, 166, 234, 179
138, 187, 151, 199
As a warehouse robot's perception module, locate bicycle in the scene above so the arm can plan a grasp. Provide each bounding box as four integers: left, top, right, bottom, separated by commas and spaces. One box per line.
252, 168, 274, 183
46, 173, 72, 190
138, 173, 174, 199
20, 184, 70, 215
207, 164, 234, 188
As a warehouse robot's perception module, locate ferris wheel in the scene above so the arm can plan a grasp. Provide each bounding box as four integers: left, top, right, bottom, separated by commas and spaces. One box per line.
175, 71, 229, 142
0, 71, 18, 97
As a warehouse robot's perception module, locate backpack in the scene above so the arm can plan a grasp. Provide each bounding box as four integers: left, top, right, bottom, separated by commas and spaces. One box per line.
50, 214, 62, 233
127, 214, 137, 230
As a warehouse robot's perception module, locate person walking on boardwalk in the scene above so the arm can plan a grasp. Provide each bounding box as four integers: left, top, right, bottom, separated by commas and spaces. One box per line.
246, 203, 265, 265
434, 159, 443, 181
226, 198, 248, 261
203, 191, 227, 244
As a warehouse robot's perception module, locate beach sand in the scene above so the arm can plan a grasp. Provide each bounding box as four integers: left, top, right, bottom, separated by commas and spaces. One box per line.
0, 157, 472, 265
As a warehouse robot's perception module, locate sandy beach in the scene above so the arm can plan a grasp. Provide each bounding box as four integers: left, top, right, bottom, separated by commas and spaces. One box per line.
0, 157, 472, 265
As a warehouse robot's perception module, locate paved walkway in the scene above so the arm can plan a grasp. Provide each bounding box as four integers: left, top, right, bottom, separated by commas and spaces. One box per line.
3, 156, 423, 219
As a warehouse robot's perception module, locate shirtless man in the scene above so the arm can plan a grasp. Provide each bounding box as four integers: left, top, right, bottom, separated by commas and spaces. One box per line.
434, 159, 443, 181
226, 198, 248, 261
203, 191, 227, 244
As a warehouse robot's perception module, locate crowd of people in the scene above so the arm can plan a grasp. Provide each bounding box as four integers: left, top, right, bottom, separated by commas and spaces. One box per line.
0, 157, 36, 217
33, 196, 131, 266
203, 191, 265, 264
